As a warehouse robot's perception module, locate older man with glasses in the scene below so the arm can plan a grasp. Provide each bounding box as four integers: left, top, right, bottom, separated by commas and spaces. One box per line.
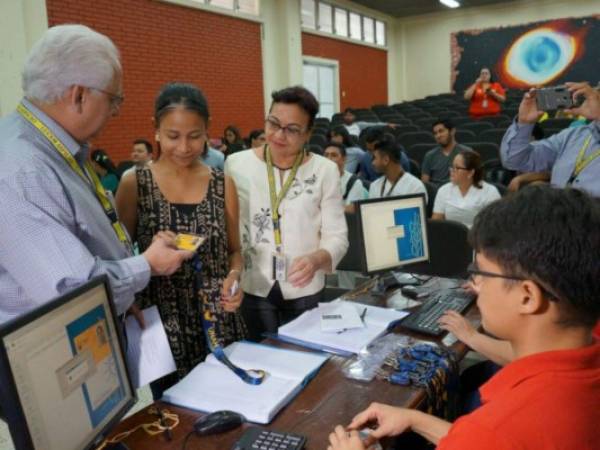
0, 24, 193, 325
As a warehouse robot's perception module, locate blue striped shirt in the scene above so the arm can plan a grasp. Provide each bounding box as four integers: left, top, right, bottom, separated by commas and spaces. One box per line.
0, 99, 150, 324
501, 120, 600, 197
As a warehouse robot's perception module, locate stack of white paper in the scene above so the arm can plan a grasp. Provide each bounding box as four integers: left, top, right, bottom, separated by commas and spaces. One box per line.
277, 300, 409, 355
162, 342, 328, 424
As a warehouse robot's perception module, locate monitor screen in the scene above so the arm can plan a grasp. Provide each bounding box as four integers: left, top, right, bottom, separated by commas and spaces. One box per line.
357, 193, 429, 274
0, 277, 135, 450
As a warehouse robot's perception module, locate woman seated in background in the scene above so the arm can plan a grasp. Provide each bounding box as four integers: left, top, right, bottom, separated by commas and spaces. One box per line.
464, 67, 505, 118
330, 125, 365, 174
247, 128, 266, 149
221, 124, 246, 155
432, 149, 500, 228
116, 82, 246, 397
225, 86, 348, 342
91, 148, 120, 194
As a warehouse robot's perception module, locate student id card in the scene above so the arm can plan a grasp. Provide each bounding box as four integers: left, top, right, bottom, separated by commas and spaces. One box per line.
174, 233, 205, 252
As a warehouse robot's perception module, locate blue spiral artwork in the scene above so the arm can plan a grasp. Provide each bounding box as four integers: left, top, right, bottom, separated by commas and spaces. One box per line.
452, 17, 597, 91
503, 28, 576, 85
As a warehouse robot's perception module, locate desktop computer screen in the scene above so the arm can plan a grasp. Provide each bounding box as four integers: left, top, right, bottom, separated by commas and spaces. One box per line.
356, 193, 429, 275
0, 276, 135, 450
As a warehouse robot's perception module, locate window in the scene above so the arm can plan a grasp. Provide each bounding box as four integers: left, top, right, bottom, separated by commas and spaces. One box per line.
349, 12, 361, 40
302, 1, 386, 47
301, 0, 316, 29
318, 2, 333, 33
375, 20, 386, 46
208, 0, 234, 9
334, 7, 348, 37
185, 0, 259, 15
237, 0, 258, 15
363, 16, 374, 43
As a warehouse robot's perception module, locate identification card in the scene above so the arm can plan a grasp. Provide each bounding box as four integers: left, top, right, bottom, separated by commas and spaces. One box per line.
174, 233, 205, 252
272, 252, 287, 281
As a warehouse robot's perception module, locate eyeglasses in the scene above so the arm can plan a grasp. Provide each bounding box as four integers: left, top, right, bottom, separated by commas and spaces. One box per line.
265, 117, 306, 139
467, 263, 560, 301
467, 263, 525, 284
450, 165, 469, 171
89, 86, 125, 110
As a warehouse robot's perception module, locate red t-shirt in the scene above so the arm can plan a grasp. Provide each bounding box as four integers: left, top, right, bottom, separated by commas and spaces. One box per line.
468, 82, 505, 117
437, 343, 600, 450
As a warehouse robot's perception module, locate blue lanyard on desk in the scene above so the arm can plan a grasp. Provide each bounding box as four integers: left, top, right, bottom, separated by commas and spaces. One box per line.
192, 256, 266, 385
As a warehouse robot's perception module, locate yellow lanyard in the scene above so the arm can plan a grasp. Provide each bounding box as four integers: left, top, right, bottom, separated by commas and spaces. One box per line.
569, 134, 600, 183
17, 103, 131, 249
265, 145, 304, 249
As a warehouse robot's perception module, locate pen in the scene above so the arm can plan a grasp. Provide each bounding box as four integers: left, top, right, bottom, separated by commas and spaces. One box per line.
157, 408, 173, 441
360, 307, 368, 324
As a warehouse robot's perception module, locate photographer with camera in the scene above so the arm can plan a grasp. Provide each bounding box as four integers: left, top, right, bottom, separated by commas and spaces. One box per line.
464, 67, 506, 118
501, 82, 600, 197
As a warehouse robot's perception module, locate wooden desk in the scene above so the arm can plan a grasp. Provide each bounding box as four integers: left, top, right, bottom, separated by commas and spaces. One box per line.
110, 278, 474, 450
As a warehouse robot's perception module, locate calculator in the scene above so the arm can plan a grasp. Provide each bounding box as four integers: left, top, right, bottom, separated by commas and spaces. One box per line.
231, 427, 306, 450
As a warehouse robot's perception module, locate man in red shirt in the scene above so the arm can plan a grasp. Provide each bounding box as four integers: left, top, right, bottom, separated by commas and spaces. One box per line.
328, 186, 600, 450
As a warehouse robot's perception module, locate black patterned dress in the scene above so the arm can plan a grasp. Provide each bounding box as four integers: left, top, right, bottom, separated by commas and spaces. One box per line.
135, 166, 247, 379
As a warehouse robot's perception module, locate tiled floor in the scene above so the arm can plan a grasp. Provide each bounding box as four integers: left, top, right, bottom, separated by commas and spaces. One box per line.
0, 386, 153, 450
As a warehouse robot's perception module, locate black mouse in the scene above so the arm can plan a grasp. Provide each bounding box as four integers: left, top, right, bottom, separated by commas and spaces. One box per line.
400, 285, 419, 299
193, 410, 244, 436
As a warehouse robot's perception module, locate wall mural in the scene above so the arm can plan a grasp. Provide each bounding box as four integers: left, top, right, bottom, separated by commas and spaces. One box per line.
451, 16, 600, 93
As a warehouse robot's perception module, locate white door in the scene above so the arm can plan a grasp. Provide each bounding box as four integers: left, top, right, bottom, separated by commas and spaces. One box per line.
303, 58, 339, 119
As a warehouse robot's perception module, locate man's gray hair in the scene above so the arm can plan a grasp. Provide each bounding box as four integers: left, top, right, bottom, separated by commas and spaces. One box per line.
22, 24, 121, 104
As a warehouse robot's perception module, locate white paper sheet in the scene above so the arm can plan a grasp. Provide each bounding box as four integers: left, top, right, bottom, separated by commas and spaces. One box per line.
125, 306, 176, 389
319, 302, 365, 332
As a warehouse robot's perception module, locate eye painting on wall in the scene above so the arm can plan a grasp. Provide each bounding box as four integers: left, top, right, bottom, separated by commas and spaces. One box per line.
451, 16, 600, 92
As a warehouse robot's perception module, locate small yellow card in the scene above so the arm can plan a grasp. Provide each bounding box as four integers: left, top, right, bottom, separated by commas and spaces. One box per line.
174, 233, 205, 251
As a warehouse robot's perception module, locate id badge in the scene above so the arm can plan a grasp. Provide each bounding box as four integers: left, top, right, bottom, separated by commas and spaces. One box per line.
482, 98, 488, 108
272, 251, 287, 281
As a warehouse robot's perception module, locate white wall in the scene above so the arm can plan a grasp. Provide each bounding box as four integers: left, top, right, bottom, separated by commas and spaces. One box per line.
395, 0, 600, 101
0, 0, 47, 116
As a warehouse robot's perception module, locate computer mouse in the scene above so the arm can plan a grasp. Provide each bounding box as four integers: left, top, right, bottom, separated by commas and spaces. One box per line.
394, 273, 420, 286
193, 410, 244, 436
400, 285, 419, 299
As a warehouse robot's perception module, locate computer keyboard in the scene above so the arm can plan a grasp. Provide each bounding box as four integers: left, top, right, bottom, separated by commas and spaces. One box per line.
231, 427, 306, 450
399, 289, 475, 337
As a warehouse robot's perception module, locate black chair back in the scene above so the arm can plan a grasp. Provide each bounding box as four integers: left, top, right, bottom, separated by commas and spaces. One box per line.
467, 141, 500, 162
403, 219, 472, 278
423, 181, 438, 218
398, 131, 436, 149
479, 128, 508, 146
337, 212, 365, 272
406, 143, 436, 166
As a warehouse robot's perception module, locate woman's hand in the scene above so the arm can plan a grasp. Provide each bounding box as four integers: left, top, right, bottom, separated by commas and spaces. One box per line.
287, 253, 319, 288
328, 426, 365, 450
438, 310, 477, 345
127, 304, 146, 330
221, 272, 243, 312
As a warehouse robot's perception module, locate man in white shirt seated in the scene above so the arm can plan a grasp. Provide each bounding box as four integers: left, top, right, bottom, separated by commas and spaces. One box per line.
369, 139, 428, 201
324, 142, 368, 213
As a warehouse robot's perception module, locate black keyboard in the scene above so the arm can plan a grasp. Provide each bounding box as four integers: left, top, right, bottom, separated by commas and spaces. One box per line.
231, 427, 306, 450
400, 289, 475, 337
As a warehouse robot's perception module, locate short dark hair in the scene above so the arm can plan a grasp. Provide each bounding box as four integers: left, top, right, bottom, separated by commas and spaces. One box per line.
343, 107, 354, 115
374, 138, 402, 163
154, 82, 210, 126
331, 125, 353, 147
270, 86, 319, 129
470, 186, 600, 328
363, 126, 386, 145
324, 141, 346, 157
480, 66, 495, 83
248, 129, 264, 141
458, 149, 483, 188
432, 118, 455, 131
133, 139, 153, 154
91, 149, 117, 174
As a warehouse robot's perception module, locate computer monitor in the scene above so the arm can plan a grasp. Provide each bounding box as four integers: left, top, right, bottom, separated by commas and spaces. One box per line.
0, 276, 135, 450
356, 193, 430, 275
